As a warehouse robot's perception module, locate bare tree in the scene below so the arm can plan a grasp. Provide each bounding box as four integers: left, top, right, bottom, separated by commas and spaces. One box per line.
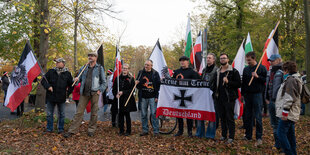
61, 0, 119, 71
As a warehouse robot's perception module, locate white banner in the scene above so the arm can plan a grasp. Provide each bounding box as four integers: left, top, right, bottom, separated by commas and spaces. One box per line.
156, 79, 216, 121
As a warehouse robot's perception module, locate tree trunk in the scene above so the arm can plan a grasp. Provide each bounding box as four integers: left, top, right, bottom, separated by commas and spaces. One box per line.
35, 0, 49, 112
304, 0, 310, 115
73, 0, 79, 72
32, 0, 40, 54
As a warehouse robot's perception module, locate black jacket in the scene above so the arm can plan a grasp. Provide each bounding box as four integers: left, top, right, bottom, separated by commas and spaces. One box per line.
113, 74, 137, 112
1, 75, 9, 91
213, 65, 241, 102
41, 68, 73, 103
172, 67, 200, 79
241, 64, 267, 95
136, 69, 161, 98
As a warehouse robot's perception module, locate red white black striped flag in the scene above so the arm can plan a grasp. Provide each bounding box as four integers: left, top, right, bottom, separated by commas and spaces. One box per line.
5, 42, 41, 111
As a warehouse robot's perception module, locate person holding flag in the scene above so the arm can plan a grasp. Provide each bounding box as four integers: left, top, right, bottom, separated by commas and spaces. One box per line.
136, 60, 161, 137
64, 52, 106, 138
41, 58, 74, 134
112, 64, 137, 136
212, 53, 241, 144
241, 52, 267, 146
173, 56, 200, 138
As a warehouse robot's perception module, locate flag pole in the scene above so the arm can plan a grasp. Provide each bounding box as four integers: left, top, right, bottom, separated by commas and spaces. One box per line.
124, 73, 142, 107
117, 45, 120, 110
248, 21, 280, 86
72, 63, 89, 86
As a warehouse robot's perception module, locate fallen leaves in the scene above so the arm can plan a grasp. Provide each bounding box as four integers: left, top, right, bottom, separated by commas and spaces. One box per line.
0, 114, 310, 154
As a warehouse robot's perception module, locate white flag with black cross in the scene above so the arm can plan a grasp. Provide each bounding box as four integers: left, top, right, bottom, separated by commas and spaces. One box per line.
156, 79, 216, 121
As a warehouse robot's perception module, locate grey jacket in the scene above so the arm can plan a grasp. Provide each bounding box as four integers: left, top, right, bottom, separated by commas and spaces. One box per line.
265, 64, 283, 102
78, 63, 106, 95
275, 73, 302, 122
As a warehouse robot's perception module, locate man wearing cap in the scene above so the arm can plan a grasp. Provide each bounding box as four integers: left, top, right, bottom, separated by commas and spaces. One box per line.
41, 58, 73, 134
265, 54, 283, 150
241, 52, 267, 146
173, 56, 200, 137
64, 52, 106, 138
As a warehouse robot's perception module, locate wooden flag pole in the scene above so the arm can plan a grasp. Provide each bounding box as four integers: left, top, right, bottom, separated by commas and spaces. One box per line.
248, 21, 280, 86
124, 83, 138, 107
72, 63, 89, 87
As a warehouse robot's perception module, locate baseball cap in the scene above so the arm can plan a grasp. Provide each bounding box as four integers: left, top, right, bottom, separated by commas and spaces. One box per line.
268, 54, 281, 61
179, 56, 190, 61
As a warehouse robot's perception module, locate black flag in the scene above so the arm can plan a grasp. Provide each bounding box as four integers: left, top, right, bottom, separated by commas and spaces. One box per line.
97, 45, 104, 69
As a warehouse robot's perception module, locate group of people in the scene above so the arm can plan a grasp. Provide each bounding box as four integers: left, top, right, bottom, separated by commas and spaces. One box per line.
40, 50, 303, 155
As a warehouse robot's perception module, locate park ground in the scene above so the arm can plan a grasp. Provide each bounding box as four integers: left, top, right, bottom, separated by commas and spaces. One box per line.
0, 110, 309, 154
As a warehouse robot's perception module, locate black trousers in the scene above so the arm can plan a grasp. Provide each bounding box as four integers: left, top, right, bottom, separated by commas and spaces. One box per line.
118, 112, 131, 134
17, 101, 24, 116
177, 118, 193, 134
217, 100, 235, 139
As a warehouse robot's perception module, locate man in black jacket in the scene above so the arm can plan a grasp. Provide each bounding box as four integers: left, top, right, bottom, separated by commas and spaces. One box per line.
42, 58, 73, 133
136, 60, 161, 136
1, 72, 9, 106
173, 56, 200, 137
213, 53, 241, 144
241, 52, 267, 146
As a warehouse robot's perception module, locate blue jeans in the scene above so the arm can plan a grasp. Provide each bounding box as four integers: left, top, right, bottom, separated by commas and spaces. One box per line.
141, 98, 159, 134
301, 103, 305, 115
196, 121, 216, 139
244, 93, 263, 140
103, 104, 109, 112
195, 120, 205, 137
46, 101, 65, 132
277, 119, 296, 155
268, 101, 280, 148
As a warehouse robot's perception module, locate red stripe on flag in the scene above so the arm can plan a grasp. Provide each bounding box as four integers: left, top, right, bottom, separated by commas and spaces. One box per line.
194, 44, 202, 52
261, 51, 270, 71
237, 89, 244, 119
86, 101, 91, 113
156, 107, 216, 121
7, 63, 41, 112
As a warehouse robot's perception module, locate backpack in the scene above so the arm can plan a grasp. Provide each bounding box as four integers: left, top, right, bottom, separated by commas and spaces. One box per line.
301, 83, 310, 104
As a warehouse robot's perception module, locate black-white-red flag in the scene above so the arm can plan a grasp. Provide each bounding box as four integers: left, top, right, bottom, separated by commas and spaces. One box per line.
5, 42, 41, 111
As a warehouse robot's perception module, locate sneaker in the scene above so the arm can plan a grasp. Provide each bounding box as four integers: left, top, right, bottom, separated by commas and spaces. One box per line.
219, 137, 226, 141
174, 132, 183, 137
119, 132, 125, 136
226, 138, 233, 144
242, 136, 251, 141
139, 132, 149, 136
57, 130, 64, 134
63, 132, 73, 138
124, 133, 130, 136
87, 132, 94, 137
255, 139, 263, 146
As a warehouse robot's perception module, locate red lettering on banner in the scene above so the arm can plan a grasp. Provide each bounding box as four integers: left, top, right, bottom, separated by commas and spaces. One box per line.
156, 107, 216, 121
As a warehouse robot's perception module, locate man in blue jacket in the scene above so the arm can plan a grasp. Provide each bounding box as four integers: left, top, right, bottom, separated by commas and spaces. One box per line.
64, 52, 106, 138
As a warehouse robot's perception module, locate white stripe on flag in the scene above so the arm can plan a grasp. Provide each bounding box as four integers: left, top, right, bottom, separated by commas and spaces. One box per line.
5, 51, 38, 106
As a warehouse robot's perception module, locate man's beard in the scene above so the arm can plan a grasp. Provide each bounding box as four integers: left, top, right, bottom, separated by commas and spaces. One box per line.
220, 62, 227, 66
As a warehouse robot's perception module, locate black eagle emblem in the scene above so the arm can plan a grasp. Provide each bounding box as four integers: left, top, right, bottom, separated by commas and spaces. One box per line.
161, 66, 171, 79
11, 65, 28, 87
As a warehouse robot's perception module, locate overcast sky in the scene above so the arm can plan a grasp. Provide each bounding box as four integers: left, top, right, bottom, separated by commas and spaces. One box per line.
105, 0, 199, 47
